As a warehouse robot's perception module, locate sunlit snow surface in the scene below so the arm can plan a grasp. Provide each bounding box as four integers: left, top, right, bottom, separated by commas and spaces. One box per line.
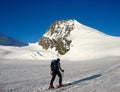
0, 57, 120, 92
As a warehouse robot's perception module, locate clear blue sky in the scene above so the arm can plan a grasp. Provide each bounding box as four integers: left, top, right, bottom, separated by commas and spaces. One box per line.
0, 0, 120, 43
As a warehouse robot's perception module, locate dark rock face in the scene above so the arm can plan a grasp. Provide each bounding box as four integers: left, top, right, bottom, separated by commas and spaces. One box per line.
38, 20, 74, 55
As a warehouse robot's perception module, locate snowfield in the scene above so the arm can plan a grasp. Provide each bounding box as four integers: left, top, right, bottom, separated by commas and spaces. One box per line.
0, 57, 120, 92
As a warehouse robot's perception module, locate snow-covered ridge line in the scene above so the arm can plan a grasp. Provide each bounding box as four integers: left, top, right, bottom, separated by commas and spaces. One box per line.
38, 19, 120, 61
0, 32, 28, 46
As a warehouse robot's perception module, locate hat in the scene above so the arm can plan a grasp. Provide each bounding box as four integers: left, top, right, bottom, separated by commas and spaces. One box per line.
57, 58, 60, 62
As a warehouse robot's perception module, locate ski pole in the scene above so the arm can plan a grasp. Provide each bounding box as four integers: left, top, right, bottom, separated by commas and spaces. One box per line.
62, 71, 64, 78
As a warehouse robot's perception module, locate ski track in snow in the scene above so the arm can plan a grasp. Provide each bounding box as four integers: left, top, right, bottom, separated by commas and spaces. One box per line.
0, 57, 120, 92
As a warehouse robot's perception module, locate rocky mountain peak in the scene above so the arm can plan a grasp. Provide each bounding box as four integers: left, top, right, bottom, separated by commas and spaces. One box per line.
38, 20, 75, 55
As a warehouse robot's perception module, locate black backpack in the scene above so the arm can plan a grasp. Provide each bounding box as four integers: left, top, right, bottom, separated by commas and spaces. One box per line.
50, 60, 58, 71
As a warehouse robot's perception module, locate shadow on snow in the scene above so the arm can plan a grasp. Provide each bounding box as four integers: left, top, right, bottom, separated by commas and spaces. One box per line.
64, 74, 101, 87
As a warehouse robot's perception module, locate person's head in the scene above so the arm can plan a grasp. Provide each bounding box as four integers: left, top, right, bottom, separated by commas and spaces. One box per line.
56, 58, 60, 62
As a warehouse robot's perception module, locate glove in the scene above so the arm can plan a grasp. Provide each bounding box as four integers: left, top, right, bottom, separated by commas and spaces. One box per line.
50, 71, 54, 76
61, 70, 64, 72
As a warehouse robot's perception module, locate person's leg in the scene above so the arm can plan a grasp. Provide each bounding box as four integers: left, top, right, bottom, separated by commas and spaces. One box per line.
58, 72, 62, 86
50, 73, 56, 85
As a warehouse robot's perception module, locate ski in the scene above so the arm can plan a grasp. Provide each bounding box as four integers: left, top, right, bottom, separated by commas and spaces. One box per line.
48, 82, 72, 90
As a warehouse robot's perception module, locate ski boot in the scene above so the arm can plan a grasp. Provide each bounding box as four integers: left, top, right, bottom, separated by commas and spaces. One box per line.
49, 85, 54, 89
57, 83, 63, 88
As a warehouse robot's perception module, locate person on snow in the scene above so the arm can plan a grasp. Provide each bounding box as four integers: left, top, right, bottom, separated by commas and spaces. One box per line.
49, 58, 64, 89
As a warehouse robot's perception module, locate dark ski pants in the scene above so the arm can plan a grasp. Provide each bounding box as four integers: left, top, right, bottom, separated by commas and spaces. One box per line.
50, 71, 62, 85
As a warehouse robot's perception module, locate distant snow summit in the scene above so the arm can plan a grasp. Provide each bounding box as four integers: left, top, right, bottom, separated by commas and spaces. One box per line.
38, 19, 120, 60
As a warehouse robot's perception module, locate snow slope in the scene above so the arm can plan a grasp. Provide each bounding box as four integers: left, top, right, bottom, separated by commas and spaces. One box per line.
0, 57, 120, 92
0, 43, 58, 60
61, 20, 120, 60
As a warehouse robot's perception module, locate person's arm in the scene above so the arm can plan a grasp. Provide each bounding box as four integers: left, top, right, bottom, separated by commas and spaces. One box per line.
59, 63, 64, 72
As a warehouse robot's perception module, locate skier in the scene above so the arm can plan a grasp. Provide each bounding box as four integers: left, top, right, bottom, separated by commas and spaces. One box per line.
49, 58, 64, 89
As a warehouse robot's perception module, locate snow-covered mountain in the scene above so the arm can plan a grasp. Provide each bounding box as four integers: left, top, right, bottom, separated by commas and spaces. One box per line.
0, 20, 120, 60
0, 32, 28, 46
38, 20, 120, 60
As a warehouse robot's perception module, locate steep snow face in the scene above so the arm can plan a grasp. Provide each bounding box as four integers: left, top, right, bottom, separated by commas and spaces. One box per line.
62, 20, 120, 60
0, 33, 28, 46
38, 20, 120, 60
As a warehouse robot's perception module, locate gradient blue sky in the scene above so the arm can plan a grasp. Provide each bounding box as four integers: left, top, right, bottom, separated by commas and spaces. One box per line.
0, 0, 120, 43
